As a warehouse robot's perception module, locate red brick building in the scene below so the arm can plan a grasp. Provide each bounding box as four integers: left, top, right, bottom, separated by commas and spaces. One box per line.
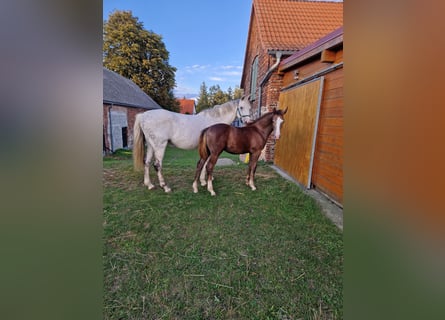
240, 0, 343, 161
103, 68, 161, 153
177, 98, 196, 115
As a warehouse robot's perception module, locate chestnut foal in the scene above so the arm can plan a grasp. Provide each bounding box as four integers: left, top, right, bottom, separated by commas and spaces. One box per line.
192, 107, 287, 196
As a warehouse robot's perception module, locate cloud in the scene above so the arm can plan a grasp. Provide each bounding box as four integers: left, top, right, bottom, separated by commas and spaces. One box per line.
220, 71, 242, 76
220, 65, 242, 70
174, 83, 199, 98
206, 65, 242, 80
184, 64, 209, 73
174, 63, 244, 96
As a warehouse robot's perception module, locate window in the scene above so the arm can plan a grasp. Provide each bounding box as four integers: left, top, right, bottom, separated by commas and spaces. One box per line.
250, 56, 259, 101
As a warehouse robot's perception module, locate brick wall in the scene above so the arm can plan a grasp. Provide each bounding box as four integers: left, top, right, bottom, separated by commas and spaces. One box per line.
126, 107, 147, 148
103, 103, 148, 153
241, 12, 287, 162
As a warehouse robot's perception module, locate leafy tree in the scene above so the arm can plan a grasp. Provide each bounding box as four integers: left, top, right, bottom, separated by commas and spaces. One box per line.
103, 10, 179, 112
209, 84, 228, 106
233, 86, 244, 99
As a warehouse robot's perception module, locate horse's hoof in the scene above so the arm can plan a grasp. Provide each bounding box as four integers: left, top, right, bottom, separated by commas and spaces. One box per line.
147, 184, 155, 190
164, 187, 172, 193
200, 182, 207, 186
210, 191, 216, 196
193, 182, 199, 193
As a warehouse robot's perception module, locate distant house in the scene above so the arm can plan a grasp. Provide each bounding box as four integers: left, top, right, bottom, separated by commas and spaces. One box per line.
177, 98, 196, 115
103, 68, 161, 153
240, 0, 343, 161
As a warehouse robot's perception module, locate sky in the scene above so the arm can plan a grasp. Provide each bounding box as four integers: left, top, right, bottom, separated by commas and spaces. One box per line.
103, 0, 253, 99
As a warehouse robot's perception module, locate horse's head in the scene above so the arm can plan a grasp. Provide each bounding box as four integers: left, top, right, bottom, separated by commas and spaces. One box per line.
272, 107, 288, 139
236, 94, 252, 124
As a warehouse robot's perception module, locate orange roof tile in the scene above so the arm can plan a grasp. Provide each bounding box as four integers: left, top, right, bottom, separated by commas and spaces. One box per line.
253, 0, 343, 51
177, 98, 196, 114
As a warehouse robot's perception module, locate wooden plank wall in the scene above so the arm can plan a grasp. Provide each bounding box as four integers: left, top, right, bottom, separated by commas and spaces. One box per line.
311, 67, 343, 204
274, 79, 322, 187
277, 45, 343, 205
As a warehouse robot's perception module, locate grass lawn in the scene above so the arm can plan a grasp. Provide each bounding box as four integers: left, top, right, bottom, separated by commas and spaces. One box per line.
103, 146, 343, 319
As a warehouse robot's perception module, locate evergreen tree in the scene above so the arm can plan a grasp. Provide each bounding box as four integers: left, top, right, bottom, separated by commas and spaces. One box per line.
227, 86, 233, 100
196, 82, 245, 113
103, 10, 179, 112
196, 82, 210, 113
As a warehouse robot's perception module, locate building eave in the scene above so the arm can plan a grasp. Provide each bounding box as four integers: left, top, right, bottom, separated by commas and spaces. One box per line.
280, 26, 343, 72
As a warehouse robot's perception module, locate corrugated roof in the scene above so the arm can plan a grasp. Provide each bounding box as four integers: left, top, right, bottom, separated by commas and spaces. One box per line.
254, 0, 343, 51
103, 68, 161, 110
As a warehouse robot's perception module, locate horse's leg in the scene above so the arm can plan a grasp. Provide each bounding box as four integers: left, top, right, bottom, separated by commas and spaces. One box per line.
153, 141, 171, 193
144, 144, 155, 190
247, 151, 261, 191
193, 156, 209, 193
206, 154, 219, 196
199, 157, 210, 186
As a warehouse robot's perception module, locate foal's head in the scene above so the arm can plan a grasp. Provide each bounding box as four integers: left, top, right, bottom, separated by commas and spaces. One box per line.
272, 107, 287, 139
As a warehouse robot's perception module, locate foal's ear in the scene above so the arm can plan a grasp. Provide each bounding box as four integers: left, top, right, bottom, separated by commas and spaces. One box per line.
282, 107, 288, 115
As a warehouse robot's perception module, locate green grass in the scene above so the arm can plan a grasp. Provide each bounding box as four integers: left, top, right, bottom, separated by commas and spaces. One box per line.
103, 146, 343, 319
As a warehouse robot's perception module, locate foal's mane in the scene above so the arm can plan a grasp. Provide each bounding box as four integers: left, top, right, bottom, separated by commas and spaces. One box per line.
198, 99, 239, 118
246, 110, 275, 127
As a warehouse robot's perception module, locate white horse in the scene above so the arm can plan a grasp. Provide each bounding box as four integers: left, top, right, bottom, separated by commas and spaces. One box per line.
133, 96, 252, 192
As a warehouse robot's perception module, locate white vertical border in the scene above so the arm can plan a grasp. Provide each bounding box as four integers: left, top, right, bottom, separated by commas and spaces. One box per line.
307, 76, 324, 189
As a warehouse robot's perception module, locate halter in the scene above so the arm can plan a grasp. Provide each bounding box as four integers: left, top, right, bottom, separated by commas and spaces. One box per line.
236, 102, 251, 124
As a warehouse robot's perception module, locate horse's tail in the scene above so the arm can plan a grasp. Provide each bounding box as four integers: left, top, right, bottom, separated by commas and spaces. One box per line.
198, 129, 209, 160
133, 113, 145, 171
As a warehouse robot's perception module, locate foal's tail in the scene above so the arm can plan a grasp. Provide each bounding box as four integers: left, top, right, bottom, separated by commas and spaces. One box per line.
198, 129, 210, 160
133, 113, 145, 171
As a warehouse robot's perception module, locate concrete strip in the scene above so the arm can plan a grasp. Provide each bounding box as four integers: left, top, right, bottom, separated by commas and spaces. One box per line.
270, 165, 343, 231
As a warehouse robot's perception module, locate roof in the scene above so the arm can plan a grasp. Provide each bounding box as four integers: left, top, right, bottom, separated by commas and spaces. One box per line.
252, 0, 343, 51
241, 0, 343, 89
280, 25, 343, 71
177, 98, 196, 114
103, 68, 161, 110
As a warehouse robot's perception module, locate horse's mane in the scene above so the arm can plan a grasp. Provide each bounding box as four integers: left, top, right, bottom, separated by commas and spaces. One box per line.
246, 110, 274, 127
198, 99, 239, 118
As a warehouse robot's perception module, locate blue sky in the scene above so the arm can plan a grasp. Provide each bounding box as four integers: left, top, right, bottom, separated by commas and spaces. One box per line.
103, 0, 253, 98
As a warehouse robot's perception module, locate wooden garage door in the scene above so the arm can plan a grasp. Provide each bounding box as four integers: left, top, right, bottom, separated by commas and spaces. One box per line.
274, 78, 324, 188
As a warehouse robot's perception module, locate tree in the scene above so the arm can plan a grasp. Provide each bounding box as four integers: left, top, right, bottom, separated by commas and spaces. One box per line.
208, 84, 228, 106
196, 82, 210, 113
227, 86, 233, 100
196, 82, 245, 113
103, 10, 179, 112
233, 86, 244, 99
